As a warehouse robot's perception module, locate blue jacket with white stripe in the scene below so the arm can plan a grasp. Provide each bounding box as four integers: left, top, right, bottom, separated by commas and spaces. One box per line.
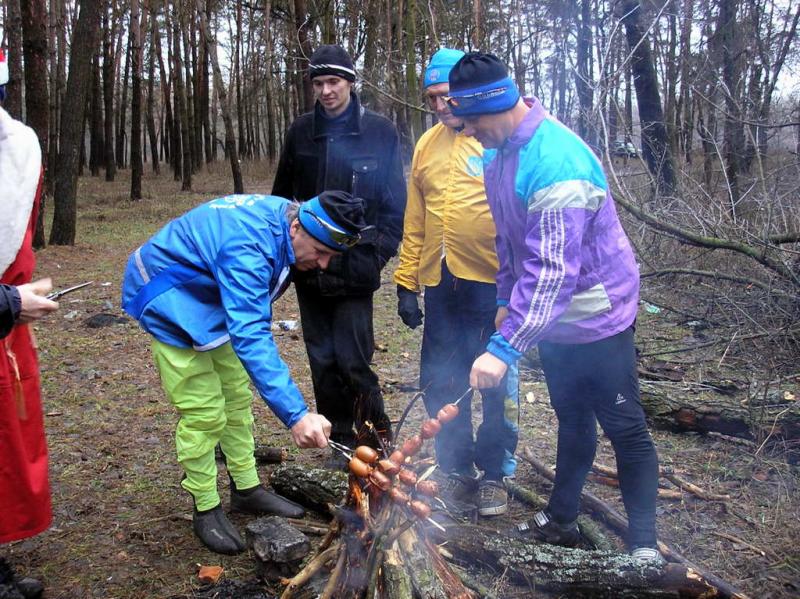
121, 194, 308, 428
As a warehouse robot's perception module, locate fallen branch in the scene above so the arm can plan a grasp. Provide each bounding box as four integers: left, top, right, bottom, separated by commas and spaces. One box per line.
661, 468, 731, 502
586, 473, 684, 500
520, 447, 751, 599
279, 543, 339, 599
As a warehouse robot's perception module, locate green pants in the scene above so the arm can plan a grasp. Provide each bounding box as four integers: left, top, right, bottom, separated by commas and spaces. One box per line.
151, 339, 260, 511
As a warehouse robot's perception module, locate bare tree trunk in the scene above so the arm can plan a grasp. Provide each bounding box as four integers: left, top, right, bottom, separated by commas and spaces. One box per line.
102, 0, 116, 180
172, 0, 192, 190
116, 33, 130, 169
618, 0, 676, 194
89, 52, 104, 176
6, 0, 24, 119
717, 0, 743, 217
575, 0, 594, 149
190, 11, 203, 167
262, 0, 276, 162
293, 0, 313, 114
195, 0, 242, 193
145, 0, 159, 174
677, 0, 694, 163
405, 0, 421, 146
130, 0, 143, 199
20, 0, 50, 248
471, 0, 483, 48
51, 0, 102, 246
181, 9, 197, 171
199, 0, 212, 164
235, 0, 246, 156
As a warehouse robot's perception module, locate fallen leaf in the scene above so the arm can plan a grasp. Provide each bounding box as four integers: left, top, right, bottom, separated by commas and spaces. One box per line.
525, 392, 535, 403
783, 391, 796, 401
198, 565, 224, 584
752, 470, 769, 482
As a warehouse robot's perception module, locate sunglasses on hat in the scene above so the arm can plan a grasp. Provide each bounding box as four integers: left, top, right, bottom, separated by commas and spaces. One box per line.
446, 85, 511, 109
305, 210, 361, 248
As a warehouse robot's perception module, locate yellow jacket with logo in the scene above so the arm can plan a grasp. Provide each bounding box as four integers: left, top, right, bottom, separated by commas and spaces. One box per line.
394, 123, 498, 292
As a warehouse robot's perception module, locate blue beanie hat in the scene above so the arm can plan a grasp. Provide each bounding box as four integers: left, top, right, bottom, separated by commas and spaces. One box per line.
447, 52, 520, 117
424, 48, 465, 88
297, 191, 365, 251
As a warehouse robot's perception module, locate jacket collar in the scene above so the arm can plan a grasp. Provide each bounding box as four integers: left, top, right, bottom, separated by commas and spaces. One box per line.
311, 91, 363, 138
501, 97, 547, 154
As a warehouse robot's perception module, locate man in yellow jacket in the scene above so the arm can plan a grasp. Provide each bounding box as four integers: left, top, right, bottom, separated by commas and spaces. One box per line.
394, 48, 519, 516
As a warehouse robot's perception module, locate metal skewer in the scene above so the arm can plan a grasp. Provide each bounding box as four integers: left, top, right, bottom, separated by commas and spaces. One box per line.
327, 440, 353, 460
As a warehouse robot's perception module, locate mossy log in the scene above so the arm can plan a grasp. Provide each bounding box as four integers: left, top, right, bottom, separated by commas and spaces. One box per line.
640, 383, 800, 440
432, 523, 715, 598
269, 463, 348, 514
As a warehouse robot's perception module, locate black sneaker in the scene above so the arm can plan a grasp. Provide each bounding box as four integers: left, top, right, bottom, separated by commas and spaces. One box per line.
477, 480, 508, 516
439, 472, 480, 503
516, 509, 581, 547
231, 484, 305, 518
192, 504, 246, 555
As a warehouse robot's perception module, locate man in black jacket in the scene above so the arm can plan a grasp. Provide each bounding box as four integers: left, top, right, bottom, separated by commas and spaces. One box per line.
272, 44, 406, 462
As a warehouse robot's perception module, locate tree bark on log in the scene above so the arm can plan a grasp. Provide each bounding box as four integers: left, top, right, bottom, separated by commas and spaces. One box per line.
520, 448, 751, 599
433, 523, 718, 598
640, 383, 800, 441
269, 464, 348, 514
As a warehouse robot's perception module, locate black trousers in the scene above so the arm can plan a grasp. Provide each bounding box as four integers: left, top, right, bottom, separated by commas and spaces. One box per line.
295, 286, 390, 443
539, 326, 659, 549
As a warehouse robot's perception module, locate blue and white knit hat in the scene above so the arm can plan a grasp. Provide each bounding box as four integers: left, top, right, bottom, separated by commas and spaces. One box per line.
447, 52, 520, 117
424, 48, 465, 88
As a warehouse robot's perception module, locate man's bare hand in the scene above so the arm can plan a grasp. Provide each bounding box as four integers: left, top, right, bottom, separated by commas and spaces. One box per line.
290, 413, 332, 448
469, 352, 508, 389
494, 306, 509, 331
17, 278, 59, 324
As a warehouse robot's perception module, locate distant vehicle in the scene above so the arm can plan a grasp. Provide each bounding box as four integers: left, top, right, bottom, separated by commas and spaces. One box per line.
612, 140, 638, 158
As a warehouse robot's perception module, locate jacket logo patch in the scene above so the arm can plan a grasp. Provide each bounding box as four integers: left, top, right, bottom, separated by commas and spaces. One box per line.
615, 393, 626, 405
467, 155, 483, 177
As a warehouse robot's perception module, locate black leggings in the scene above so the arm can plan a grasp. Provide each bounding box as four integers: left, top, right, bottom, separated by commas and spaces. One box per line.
539, 326, 659, 549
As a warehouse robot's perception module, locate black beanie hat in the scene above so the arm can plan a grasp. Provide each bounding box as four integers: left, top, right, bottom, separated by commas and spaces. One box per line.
317, 190, 366, 233
309, 45, 356, 82
447, 52, 520, 116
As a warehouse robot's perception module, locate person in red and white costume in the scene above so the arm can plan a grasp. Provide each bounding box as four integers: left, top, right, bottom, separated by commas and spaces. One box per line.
0, 48, 59, 599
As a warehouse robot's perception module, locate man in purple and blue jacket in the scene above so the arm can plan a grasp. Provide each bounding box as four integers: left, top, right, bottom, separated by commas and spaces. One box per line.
448, 52, 662, 565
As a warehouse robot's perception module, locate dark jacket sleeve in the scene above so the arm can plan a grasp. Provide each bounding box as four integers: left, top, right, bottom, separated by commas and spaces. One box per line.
0, 284, 21, 339
271, 126, 296, 200
376, 123, 407, 267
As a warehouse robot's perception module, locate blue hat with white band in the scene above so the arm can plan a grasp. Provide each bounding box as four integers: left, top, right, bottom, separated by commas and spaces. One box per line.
424, 48, 465, 88
447, 52, 521, 117
297, 192, 365, 251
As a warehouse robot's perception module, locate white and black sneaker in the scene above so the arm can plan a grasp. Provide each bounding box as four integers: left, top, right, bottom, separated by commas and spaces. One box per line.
516, 509, 581, 547
630, 546, 666, 567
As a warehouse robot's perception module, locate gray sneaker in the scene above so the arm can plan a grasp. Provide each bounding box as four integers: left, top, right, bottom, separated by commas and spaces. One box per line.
477, 480, 508, 516
439, 472, 480, 503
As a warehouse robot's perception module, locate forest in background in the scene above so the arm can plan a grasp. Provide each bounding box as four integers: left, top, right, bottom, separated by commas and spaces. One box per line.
2, 0, 799, 372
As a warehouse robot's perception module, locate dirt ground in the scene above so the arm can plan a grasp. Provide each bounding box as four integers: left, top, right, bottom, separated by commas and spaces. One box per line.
4, 163, 799, 598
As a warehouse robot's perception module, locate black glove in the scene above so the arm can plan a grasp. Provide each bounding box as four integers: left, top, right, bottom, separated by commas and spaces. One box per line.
397, 285, 423, 329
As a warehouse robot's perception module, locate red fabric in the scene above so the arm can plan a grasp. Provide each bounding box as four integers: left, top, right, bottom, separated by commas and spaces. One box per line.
0, 177, 51, 544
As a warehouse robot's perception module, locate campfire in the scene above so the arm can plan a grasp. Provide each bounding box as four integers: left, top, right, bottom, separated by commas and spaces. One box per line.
245, 391, 752, 599
279, 394, 474, 598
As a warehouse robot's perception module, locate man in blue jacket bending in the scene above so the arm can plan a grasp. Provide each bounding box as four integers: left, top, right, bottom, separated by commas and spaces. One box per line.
122, 191, 365, 554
